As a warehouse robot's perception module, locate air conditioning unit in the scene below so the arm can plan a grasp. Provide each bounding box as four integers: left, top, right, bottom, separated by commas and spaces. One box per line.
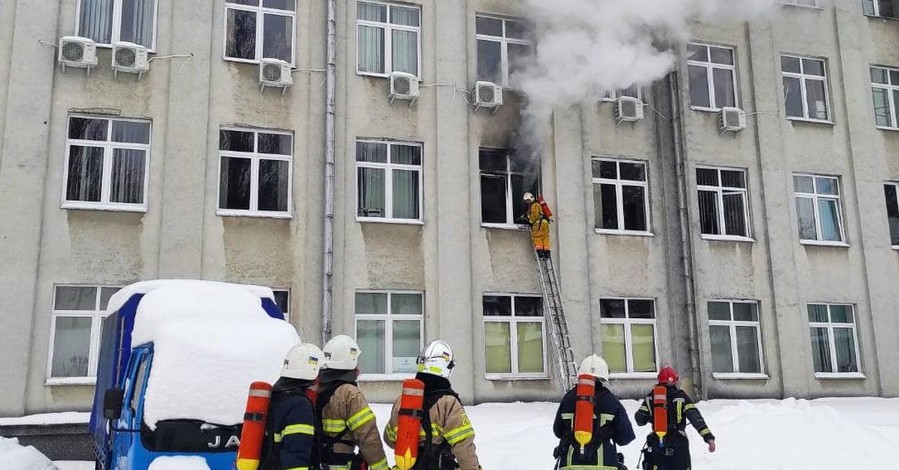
388, 71, 420, 105
259, 58, 293, 93
614, 96, 644, 124
718, 107, 746, 133
58, 36, 98, 73
111, 42, 149, 78
473, 81, 503, 112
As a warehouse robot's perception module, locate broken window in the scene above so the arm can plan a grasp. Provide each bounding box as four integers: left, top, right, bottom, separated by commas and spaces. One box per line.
687, 43, 737, 110
697, 167, 750, 239
225, 0, 296, 64
479, 148, 540, 226
592, 158, 649, 233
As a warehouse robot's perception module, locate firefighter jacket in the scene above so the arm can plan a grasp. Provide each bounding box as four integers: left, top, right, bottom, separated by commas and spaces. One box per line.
553, 382, 635, 470
634, 385, 715, 444
316, 373, 389, 470
262, 377, 317, 470
527, 202, 551, 251
383, 373, 481, 470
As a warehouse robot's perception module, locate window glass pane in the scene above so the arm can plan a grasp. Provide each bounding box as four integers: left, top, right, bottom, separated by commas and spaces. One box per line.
272, 290, 289, 314
597, 161, 617, 179
631, 324, 657, 372
619, 85, 641, 99
220, 130, 255, 152
517, 323, 544, 373
817, 199, 841, 241
111, 121, 150, 144
391, 293, 422, 315
78, 0, 114, 43
880, 0, 896, 17
357, 142, 388, 163
228, 0, 259, 5
872, 88, 892, 128
119, 0, 155, 47
735, 326, 761, 373
220, 157, 252, 210
69, 118, 108, 141
357, 320, 386, 374
483, 296, 512, 316
390, 6, 419, 26
722, 192, 747, 237
357, 25, 385, 74
628, 299, 654, 319
505, 20, 528, 39
863, 0, 876, 15
392, 29, 418, 75
833, 328, 858, 373
601, 324, 626, 373
688, 65, 711, 108
507, 43, 532, 83
619, 163, 646, 182
485, 322, 511, 373
357, 2, 387, 21
596, 183, 618, 230
356, 292, 387, 314
514, 297, 542, 317
892, 70, 899, 85
263, 0, 295, 11
871, 68, 889, 84
51, 317, 93, 377
263, 13, 292, 62
480, 174, 508, 224
808, 304, 829, 323
110, 149, 146, 204
358, 167, 386, 217
475, 16, 503, 36
732, 302, 758, 322
392, 169, 419, 219
599, 299, 626, 318
708, 302, 731, 321
811, 327, 832, 373
67, 146, 104, 202
258, 159, 289, 212
710, 325, 733, 373
686, 44, 708, 62
130, 358, 149, 411
698, 190, 720, 235
391, 145, 421, 165
709, 47, 734, 65
829, 305, 851, 323
696, 168, 719, 186
56, 287, 98, 310
713, 68, 736, 108
781, 56, 801, 73
783, 77, 803, 117
815, 177, 838, 195
99, 287, 120, 311
721, 170, 745, 189
226, 9, 257, 60
805, 79, 828, 120
802, 59, 824, 76
392, 320, 420, 373
258, 133, 292, 155
794, 175, 814, 193
479, 149, 507, 172
796, 197, 817, 240
622, 186, 647, 232
884, 184, 899, 245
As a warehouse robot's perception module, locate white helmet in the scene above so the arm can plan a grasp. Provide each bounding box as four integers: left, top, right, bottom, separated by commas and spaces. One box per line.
578, 354, 610, 382
523, 192, 535, 202
281, 343, 324, 380
322, 335, 361, 370
417, 340, 455, 378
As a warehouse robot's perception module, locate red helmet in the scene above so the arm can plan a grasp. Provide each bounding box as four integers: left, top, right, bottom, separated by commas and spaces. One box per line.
658, 366, 678, 385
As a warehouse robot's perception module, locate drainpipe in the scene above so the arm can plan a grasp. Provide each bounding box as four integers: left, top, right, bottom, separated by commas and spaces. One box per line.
668, 71, 704, 399
322, 0, 336, 345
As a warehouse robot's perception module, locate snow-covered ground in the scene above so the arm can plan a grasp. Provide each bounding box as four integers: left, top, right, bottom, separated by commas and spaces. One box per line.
41, 397, 898, 469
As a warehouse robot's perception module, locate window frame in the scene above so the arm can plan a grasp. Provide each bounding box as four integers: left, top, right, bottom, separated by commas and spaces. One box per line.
696, 166, 753, 241
707, 300, 766, 378
483, 293, 548, 380
355, 1, 422, 78
479, 148, 540, 229
62, 115, 152, 212
592, 157, 652, 236
74, 0, 159, 51
216, 127, 294, 218
354, 290, 424, 380
793, 173, 847, 245
863, 0, 898, 19
602, 86, 644, 103
599, 297, 660, 378
871, 65, 899, 130
223, 0, 298, 66
885, 182, 899, 249
807, 303, 863, 378
355, 139, 424, 224
474, 14, 533, 88
780, 0, 821, 7
271, 288, 290, 322
781, 54, 832, 123
686, 43, 739, 111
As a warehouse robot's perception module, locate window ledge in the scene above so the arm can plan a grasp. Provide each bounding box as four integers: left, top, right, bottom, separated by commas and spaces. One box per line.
814, 372, 866, 380
216, 210, 293, 219
864, 14, 899, 21
690, 106, 723, 113
225, 56, 296, 68
482, 223, 530, 231
61, 202, 147, 213
93, 43, 158, 54
45, 378, 96, 386
609, 372, 658, 380
780, 3, 824, 10
701, 234, 756, 243
892, 245, 899, 251
357, 374, 415, 382
485, 374, 550, 381
357, 71, 421, 80
787, 117, 835, 126
799, 240, 849, 248
712, 373, 769, 380
595, 229, 654, 237
357, 217, 424, 226
876, 126, 899, 132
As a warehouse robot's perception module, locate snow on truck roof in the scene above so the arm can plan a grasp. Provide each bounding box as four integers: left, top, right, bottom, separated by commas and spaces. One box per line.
105, 279, 275, 316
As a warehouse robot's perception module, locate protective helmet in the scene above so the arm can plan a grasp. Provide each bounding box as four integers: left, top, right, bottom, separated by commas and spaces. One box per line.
322, 335, 361, 370
281, 343, 324, 380
417, 340, 455, 378
523, 192, 535, 202
578, 354, 610, 381
658, 366, 678, 385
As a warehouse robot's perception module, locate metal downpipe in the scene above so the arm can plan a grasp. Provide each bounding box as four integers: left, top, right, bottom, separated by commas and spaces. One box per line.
322, 0, 336, 345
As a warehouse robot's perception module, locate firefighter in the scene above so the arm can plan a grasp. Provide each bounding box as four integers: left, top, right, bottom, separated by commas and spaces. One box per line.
523, 192, 552, 258
317, 335, 390, 470
383, 340, 482, 470
634, 367, 716, 470
553, 354, 635, 470
260, 343, 322, 470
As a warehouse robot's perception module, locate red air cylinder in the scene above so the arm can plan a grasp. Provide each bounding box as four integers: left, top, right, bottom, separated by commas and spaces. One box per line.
236, 381, 273, 470
573, 374, 596, 453
536, 195, 553, 219
652, 384, 668, 443
395, 378, 425, 470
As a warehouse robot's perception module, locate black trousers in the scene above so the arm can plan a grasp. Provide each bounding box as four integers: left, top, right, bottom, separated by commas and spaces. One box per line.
643, 435, 691, 470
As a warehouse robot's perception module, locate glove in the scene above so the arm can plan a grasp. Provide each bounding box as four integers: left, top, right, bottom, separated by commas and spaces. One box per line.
707, 439, 716, 453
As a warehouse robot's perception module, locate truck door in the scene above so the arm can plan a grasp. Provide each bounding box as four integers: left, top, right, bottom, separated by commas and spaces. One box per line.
112, 347, 151, 469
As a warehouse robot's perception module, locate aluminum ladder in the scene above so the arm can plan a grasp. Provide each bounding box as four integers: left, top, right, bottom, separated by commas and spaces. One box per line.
535, 250, 578, 392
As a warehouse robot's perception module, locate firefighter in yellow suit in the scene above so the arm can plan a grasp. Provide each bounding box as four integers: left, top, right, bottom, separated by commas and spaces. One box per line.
524, 192, 551, 258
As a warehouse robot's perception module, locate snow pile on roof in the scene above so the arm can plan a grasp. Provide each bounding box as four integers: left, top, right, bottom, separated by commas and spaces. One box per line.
0, 412, 89, 426
0, 437, 57, 470
106, 279, 274, 317
147, 456, 210, 470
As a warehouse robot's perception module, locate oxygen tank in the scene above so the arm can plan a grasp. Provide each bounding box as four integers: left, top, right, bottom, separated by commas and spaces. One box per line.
395, 378, 426, 470
536, 195, 553, 219
573, 374, 596, 453
236, 381, 273, 470
652, 384, 668, 446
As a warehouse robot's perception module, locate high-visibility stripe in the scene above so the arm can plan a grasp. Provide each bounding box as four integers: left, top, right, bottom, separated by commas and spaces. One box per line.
561, 413, 574, 420
284, 467, 309, 470
347, 407, 376, 431
368, 458, 389, 470
417, 423, 442, 438
700, 428, 712, 436
385, 424, 397, 440
402, 387, 424, 396
322, 418, 347, 433
248, 389, 272, 398
638, 405, 649, 412
282, 423, 315, 437
444, 425, 474, 445
684, 403, 697, 411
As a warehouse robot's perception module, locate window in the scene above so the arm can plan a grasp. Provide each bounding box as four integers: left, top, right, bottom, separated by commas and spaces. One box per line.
479, 148, 540, 226
794, 174, 845, 243
599, 298, 658, 375
781, 0, 818, 6
356, 141, 422, 221
871, 66, 899, 129
885, 183, 899, 247
708, 301, 764, 374
483, 294, 546, 377
355, 291, 423, 376
476, 16, 533, 88
687, 43, 738, 110
48, 285, 121, 382
782, 55, 830, 121
63, 116, 151, 211
808, 304, 861, 374
76, 0, 157, 49
272, 289, 290, 322
863, 0, 897, 18
697, 167, 750, 239
218, 129, 293, 217
225, 0, 296, 64
356, 1, 421, 77
592, 159, 650, 233
603, 86, 643, 102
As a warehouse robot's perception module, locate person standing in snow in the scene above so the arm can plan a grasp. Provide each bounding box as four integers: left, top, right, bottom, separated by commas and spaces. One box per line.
383, 339, 483, 470
260, 343, 323, 470
552, 354, 635, 470
316, 335, 389, 470
634, 367, 716, 470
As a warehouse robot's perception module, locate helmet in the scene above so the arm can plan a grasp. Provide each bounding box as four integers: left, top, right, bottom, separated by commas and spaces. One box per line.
417, 340, 455, 378
658, 366, 678, 385
281, 343, 324, 380
578, 354, 610, 381
523, 192, 535, 202
322, 335, 361, 370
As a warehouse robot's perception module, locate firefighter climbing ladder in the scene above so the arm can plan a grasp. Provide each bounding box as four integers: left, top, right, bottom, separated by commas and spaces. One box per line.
534, 250, 578, 391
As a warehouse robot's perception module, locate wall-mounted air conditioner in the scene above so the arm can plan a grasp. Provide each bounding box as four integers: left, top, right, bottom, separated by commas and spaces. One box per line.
58, 36, 98, 74
614, 96, 644, 124
473, 81, 503, 112
388, 71, 420, 105
112, 42, 150, 78
718, 107, 747, 133
259, 58, 293, 93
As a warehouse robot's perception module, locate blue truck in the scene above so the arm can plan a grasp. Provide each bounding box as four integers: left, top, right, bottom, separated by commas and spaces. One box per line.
88, 280, 299, 470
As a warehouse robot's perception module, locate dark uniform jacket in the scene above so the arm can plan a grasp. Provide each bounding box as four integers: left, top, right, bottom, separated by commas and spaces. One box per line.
633, 385, 715, 444
553, 382, 635, 469
262, 377, 317, 470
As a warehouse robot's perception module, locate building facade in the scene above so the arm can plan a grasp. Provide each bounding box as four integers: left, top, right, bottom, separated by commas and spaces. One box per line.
1, 0, 898, 416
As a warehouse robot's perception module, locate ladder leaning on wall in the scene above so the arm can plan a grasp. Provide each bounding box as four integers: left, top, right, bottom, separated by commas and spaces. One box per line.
534, 248, 578, 392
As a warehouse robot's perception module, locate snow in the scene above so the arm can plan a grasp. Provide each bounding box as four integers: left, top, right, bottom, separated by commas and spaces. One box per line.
51, 464, 90, 470
0, 412, 89, 426
147, 456, 210, 470
105, 279, 274, 316
0, 437, 57, 470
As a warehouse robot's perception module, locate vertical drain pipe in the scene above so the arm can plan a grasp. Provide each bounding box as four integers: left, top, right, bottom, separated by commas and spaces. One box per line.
322, 0, 337, 345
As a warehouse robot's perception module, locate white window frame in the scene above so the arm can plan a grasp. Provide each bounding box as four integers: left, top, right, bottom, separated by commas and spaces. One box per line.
483, 293, 548, 380
807, 303, 864, 378
863, 0, 898, 18
74, 0, 159, 50
223, 0, 297, 66
217, 127, 294, 218
355, 290, 424, 380
46, 285, 122, 385
355, 1, 422, 78
602, 86, 644, 102
781, 54, 831, 122
793, 174, 846, 245
475, 14, 533, 88
871, 66, 899, 130
687, 43, 739, 111
592, 158, 652, 236
697, 166, 752, 241
886, 182, 899, 249
708, 300, 767, 379
355, 140, 423, 223
599, 297, 660, 378
62, 115, 151, 212
479, 149, 540, 229
780, 0, 820, 7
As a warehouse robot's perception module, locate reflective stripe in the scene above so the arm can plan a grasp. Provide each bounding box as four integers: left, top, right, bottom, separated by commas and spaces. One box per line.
282, 423, 315, 437
673, 398, 686, 423
274, 433, 282, 443
385, 424, 397, 440
684, 403, 697, 411
368, 458, 389, 470
700, 428, 712, 436
561, 413, 574, 420
418, 423, 442, 437
444, 425, 474, 445
402, 387, 424, 396
322, 418, 347, 433
248, 389, 272, 398
637, 405, 649, 412
284, 467, 309, 470
346, 407, 376, 431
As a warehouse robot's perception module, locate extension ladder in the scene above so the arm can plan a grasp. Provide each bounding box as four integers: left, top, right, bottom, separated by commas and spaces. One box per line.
534, 250, 578, 392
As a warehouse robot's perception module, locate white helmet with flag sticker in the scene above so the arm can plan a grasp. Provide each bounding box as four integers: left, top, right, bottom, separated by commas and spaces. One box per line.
322, 335, 361, 370
578, 354, 610, 382
417, 340, 455, 378
281, 343, 324, 380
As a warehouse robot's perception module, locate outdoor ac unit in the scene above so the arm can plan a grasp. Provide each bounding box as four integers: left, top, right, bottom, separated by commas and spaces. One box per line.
111, 42, 149, 78
388, 71, 420, 105
473, 81, 503, 112
718, 107, 747, 133
259, 58, 293, 93
58, 36, 98, 73
615, 96, 644, 124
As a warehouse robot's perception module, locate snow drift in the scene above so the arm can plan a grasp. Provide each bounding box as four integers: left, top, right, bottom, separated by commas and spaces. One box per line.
0, 437, 57, 470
